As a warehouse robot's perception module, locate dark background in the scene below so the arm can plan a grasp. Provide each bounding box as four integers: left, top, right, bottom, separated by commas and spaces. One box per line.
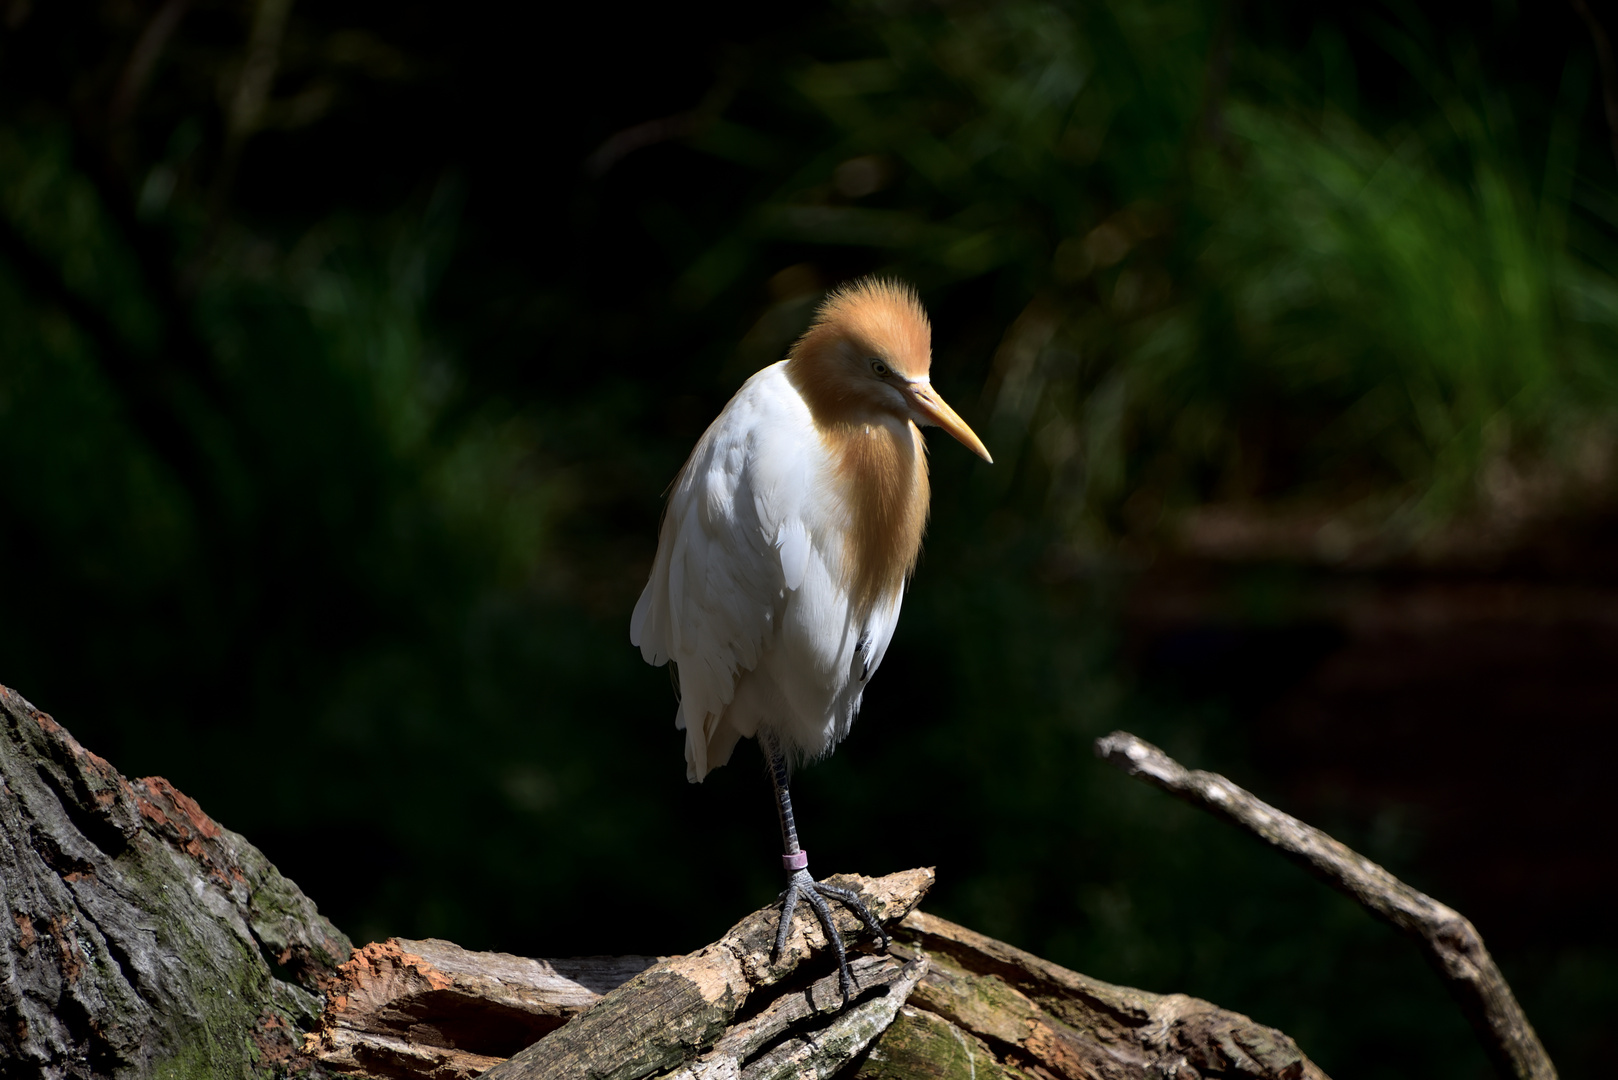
2, 0, 1615, 1076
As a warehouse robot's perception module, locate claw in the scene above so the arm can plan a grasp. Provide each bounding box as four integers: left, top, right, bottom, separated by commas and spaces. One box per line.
772, 869, 890, 1004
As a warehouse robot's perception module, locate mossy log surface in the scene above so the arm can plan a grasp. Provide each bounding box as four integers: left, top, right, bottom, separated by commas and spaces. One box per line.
880, 910, 1328, 1080
0, 683, 1328, 1080
0, 685, 351, 1080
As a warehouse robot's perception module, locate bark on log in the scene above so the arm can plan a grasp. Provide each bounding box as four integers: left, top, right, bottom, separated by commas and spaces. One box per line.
1095, 730, 1556, 1080
0, 684, 352, 1079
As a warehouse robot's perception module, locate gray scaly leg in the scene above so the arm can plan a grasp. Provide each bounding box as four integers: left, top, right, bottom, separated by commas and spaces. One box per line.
765, 736, 889, 1003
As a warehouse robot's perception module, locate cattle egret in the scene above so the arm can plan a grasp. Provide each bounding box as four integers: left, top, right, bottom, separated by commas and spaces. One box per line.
631, 277, 991, 997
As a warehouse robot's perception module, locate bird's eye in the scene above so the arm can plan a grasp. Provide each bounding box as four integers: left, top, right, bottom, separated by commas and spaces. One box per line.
870, 359, 890, 377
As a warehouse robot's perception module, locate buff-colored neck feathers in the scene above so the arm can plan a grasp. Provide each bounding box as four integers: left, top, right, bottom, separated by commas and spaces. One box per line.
784, 277, 932, 616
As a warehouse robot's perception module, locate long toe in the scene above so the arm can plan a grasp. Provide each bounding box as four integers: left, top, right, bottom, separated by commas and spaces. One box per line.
773, 880, 804, 961
799, 885, 855, 1002
811, 882, 890, 950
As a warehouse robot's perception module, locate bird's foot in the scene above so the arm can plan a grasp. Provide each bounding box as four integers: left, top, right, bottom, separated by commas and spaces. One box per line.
773, 861, 891, 1004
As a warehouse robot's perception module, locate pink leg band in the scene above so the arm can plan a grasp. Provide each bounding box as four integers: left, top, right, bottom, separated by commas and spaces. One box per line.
782, 850, 809, 871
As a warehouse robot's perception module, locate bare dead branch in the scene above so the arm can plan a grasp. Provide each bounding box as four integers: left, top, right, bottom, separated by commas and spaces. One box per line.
1094, 730, 1556, 1080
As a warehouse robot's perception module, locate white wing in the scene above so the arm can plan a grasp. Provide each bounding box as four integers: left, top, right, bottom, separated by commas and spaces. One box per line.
630, 362, 822, 779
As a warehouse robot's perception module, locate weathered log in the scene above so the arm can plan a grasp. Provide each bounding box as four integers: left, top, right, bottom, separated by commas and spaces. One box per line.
304, 899, 1328, 1080
303, 938, 660, 1079
476, 868, 936, 1080
1095, 730, 1557, 1080
668, 954, 927, 1080
0, 684, 351, 1079
303, 938, 931, 1080
881, 909, 1326, 1080
0, 682, 1334, 1080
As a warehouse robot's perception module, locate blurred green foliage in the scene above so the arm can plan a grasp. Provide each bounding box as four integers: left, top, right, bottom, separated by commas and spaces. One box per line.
689, 0, 1618, 545
1, 0, 1614, 1076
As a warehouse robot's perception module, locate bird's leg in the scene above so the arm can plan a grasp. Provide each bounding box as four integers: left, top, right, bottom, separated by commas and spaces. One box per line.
765, 736, 889, 1003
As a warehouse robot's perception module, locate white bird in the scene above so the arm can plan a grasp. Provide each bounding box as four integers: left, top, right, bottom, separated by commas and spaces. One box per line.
630, 277, 991, 995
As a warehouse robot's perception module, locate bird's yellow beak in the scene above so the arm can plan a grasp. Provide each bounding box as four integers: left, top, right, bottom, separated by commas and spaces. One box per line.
905, 381, 993, 463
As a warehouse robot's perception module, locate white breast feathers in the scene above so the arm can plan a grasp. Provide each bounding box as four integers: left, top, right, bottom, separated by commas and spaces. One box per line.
630, 362, 906, 781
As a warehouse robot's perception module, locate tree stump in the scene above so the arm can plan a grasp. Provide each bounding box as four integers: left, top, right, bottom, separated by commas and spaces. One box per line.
0, 685, 351, 1078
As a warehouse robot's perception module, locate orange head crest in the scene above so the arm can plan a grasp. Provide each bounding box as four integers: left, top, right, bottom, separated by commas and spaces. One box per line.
787, 276, 991, 463
797, 278, 933, 379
